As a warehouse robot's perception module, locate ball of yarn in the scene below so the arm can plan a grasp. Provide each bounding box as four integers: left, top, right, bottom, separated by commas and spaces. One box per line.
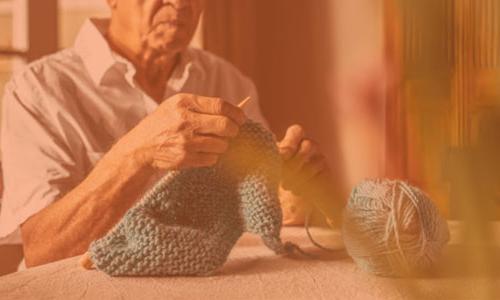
342, 179, 450, 277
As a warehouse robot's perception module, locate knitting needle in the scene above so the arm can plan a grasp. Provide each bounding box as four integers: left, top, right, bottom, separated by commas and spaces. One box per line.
79, 97, 251, 271
237, 96, 251, 108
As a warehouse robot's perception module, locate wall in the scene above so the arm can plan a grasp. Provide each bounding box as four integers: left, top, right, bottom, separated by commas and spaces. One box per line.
331, 0, 386, 188
204, 0, 387, 196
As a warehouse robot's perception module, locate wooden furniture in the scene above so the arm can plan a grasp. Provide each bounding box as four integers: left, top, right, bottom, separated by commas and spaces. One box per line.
0, 0, 58, 61
385, 0, 500, 219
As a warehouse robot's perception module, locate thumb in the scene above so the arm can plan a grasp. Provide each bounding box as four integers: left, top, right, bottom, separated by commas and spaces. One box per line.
278, 125, 305, 161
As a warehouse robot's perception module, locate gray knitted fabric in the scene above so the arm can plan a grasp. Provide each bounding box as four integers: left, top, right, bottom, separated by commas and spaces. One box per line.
89, 121, 295, 277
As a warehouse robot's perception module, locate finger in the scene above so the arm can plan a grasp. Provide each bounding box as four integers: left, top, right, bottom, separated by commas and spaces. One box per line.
294, 155, 329, 186
195, 114, 240, 138
281, 156, 328, 195
190, 96, 247, 125
278, 125, 305, 160
295, 139, 319, 171
280, 140, 321, 190
182, 152, 220, 168
285, 139, 319, 173
151, 148, 219, 170
185, 135, 229, 154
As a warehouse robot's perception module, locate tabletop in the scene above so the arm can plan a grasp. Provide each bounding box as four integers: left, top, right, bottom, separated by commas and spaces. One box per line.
0, 224, 499, 300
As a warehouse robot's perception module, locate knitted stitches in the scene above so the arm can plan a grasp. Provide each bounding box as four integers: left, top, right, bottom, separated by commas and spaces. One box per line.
342, 179, 450, 277
89, 121, 293, 276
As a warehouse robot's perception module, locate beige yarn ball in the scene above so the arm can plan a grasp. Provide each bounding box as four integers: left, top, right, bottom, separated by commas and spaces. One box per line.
342, 179, 450, 277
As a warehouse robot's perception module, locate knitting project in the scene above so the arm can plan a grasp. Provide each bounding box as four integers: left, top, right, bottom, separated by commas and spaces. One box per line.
89, 121, 296, 276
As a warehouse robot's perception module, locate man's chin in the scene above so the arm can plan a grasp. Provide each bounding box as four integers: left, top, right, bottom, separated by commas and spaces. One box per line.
146, 34, 190, 55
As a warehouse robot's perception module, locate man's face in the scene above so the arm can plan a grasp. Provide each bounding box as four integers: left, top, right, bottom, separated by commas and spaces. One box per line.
109, 0, 204, 54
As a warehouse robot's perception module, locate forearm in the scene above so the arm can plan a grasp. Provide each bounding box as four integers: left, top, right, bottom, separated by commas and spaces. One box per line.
21, 150, 154, 267
19, 94, 247, 267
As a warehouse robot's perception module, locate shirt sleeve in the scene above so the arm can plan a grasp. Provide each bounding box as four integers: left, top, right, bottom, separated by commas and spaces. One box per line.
0, 80, 79, 239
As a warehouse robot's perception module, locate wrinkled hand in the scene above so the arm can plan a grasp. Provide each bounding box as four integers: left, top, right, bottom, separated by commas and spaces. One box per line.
115, 93, 247, 170
278, 125, 343, 226
278, 125, 330, 195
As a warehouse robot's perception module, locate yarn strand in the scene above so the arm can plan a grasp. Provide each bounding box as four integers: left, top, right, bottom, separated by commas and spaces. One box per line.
342, 179, 450, 277
304, 210, 337, 252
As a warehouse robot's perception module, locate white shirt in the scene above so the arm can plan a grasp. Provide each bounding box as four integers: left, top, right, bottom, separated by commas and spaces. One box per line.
0, 18, 266, 244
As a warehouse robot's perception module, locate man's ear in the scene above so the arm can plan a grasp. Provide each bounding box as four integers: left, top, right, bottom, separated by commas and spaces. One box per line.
107, 0, 118, 9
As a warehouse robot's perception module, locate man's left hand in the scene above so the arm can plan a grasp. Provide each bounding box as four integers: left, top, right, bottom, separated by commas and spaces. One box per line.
278, 125, 344, 227
278, 125, 330, 195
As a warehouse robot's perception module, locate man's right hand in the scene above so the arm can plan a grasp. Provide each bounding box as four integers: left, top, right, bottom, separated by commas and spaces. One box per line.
20, 93, 247, 268
115, 93, 247, 170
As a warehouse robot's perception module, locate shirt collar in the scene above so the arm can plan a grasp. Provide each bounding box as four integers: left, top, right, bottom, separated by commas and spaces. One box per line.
73, 18, 204, 90
74, 18, 116, 86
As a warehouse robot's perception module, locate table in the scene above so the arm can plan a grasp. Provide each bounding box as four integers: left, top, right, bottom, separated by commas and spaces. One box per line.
0, 225, 498, 300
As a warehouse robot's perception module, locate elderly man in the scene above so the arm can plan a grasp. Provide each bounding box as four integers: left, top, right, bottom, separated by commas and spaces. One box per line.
0, 0, 334, 268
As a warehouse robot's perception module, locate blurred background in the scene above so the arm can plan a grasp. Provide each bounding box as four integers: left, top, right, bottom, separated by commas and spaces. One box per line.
0, 0, 499, 220
1, 1, 499, 296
